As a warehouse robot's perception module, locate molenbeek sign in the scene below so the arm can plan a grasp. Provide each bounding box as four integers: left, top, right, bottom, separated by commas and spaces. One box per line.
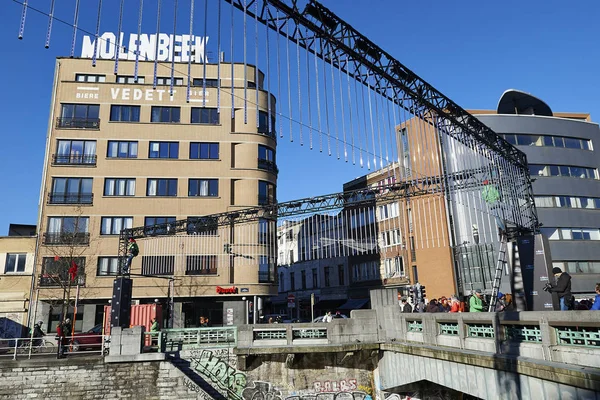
81, 32, 209, 63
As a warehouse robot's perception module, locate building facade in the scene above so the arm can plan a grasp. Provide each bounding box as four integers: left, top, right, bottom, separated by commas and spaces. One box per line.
0, 225, 36, 339
471, 90, 600, 295
33, 58, 278, 331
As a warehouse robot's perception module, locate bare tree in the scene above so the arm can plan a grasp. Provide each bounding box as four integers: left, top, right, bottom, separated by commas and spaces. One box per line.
36, 206, 100, 325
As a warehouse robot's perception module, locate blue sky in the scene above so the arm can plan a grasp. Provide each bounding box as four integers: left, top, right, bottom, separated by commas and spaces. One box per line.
1, 0, 599, 235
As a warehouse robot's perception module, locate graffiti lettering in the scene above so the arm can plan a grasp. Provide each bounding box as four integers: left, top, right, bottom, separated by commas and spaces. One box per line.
242, 381, 282, 400
193, 349, 247, 399
183, 378, 213, 400
286, 392, 372, 400
313, 380, 358, 393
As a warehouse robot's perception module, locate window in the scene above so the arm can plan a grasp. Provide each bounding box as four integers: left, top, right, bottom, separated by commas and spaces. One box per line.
542, 227, 600, 241
338, 264, 345, 286
300, 270, 307, 290
75, 74, 105, 83
190, 142, 219, 159
507, 134, 592, 150
258, 145, 277, 173
155, 77, 183, 86
188, 179, 218, 197
149, 142, 179, 159
144, 217, 176, 236
258, 111, 276, 137
187, 216, 218, 236
97, 257, 119, 276
100, 217, 133, 235
410, 236, 416, 261
399, 127, 411, 176
50, 178, 93, 204
151, 106, 180, 123
290, 272, 295, 290
147, 179, 178, 196
107, 141, 138, 158
116, 75, 145, 84
191, 107, 219, 124
378, 203, 399, 220
258, 181, 276, 205
279, 272, 284, 292
258, 219, 271, 245
312, 268, 318, 288
110, 105, 141, 122
59, 104, 100, 128
384, 256, 404, 278
192, 78, 219, 87
141, 256, 175, 275
55, 140, 96, 165
324, 267, 331, 287
258, 256, 274, 283
40, 257, 85, 286
555, 260, 600, 274
5, 254, 26, 273
382, 229, 402, 247
529, 164, 597, 179
503, 134, 517, 145
186, 255, 217, 275
104, 178, 135, 196
534, 196, 554, 208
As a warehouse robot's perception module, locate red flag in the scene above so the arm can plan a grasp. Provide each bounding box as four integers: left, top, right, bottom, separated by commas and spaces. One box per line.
69, 261, 78, 282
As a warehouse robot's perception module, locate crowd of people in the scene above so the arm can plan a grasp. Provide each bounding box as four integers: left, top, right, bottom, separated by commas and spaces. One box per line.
399, 267, 600, 313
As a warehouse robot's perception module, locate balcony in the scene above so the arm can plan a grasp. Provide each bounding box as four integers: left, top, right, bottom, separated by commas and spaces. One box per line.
43, 232, 90, 246
56, 117, 100, 129
258, 158, 279, 175
258, 270, 275, 283
38, 272, 86, 287
48, 193, 93, 205
52, 154, 97, 166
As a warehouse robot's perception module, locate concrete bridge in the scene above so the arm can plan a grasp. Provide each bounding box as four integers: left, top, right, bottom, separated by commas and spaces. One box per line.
1, 290, 599, 399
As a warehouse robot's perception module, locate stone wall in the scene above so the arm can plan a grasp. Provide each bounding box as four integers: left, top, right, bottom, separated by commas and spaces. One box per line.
176, 347, 376, 400
0, 358, 201, 400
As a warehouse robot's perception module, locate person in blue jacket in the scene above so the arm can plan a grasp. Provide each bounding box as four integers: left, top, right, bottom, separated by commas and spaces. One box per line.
591, 283, 600, 311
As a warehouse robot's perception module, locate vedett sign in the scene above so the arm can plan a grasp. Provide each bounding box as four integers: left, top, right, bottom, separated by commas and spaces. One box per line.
81, 32, 209, 63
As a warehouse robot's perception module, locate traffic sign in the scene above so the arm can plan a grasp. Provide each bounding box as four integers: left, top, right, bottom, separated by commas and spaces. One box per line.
288, 293, 296, 308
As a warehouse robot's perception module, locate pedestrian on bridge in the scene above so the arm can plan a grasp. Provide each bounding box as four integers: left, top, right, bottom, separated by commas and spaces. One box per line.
469, 289, 485, 312
591, 283, 600, 311
545, 267, 573, 311
401, 298, 412, 313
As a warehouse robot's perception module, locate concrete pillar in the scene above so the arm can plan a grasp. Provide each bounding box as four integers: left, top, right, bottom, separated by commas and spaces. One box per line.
81, 304, 96, 332
172, 303, 184, 329
222, 300, 246, 326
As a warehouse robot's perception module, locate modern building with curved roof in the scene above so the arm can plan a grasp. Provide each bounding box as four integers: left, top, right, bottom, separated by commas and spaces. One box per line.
471, 90, 600, 295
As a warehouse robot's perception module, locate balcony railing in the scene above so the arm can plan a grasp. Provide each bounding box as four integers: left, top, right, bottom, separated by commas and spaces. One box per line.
48, 193, 93, 205
56, 117, 100, 129
258, 158, 279, 174
43, 232, 90, 246
52, 154, 97, 166
258, 270, 275, 283
38, 273, 86, 287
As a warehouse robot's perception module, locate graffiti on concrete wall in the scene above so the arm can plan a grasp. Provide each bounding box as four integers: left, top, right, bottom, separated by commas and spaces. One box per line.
242, 381, 283, 400
313, 380, 358, 393
182, 378, 213, 400
285, 392, 372, 400
190, 348, 247, 399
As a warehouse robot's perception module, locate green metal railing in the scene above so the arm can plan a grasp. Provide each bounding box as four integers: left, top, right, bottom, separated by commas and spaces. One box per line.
467, 324, 495, 339
292, 328, 327, 340
407, 320, 423, 333
253, 329, 287, 340
439, 322, 459, 336
555, 326, 600, 348
150, 327, 237, 351
505, 325, 542, 343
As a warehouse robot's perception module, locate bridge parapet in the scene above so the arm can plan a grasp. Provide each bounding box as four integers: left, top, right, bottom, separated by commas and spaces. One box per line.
377, 304, 600, 369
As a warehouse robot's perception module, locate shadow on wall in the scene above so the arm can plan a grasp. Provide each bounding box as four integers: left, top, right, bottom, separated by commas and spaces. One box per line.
0, 317, 27, 340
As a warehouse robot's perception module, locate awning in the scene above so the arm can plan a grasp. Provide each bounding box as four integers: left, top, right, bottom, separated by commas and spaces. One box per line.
338, 298, 369, 310
313, 299, 346, 310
